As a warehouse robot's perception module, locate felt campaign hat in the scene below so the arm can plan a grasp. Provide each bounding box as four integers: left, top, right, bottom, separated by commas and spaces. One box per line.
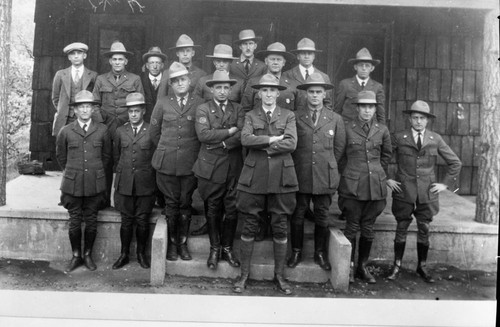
403, 100, 436, 118
63, 42, 88, 54
206, 70, 238, 87
206, 44, 238, 60
124, 92, 146, 107
347, 47, 381, 66
256, 42, 295, 62
142, 46, 167, 63
169, 34, 201, 50
234, 29, 263, 45
251, 73, 287, 90
69, 90, 100, 106
352, 90, 381, 105
168, 61, 189, 79
290, 38, 322, 53
296, 73, 333, 90
103, 41, 133, 58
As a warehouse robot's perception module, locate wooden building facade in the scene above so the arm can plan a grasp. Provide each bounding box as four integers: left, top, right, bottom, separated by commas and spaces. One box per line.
30, 0, 496, 195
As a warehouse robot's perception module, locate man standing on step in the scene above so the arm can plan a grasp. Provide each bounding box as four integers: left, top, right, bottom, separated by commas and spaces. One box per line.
56, 90, 112, 272
288, 73, 345, 271
193, 70, 245, 270
112, 93, 156, 270
52, 42, 98, 138
233, 74, 298, 295
386, 100, 461, 283
150, 62, 204, 262
339, 90, 392, 284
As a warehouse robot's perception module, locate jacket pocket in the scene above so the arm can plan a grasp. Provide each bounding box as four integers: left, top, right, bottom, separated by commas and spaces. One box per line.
61, 169, 77, 194
96, 169, 106, 193
340, 170, 360, 197
194, 151, 218, 180
151, 148, 165, 171
328, 161, 340, 189
324, 132, 334, 149
238, 158, 256, 187
281, 158, 298, 187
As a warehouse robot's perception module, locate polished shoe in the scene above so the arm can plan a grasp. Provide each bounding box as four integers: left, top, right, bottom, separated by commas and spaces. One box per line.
83, 254, 97, 271
416, 243, 435, 283
65, 256, 83, 272
178, 244, 192, 260
356, 265, 376, 284
221, 247, 240, 267
233, 274, 249, 293
387, 262, 401, 281
314, 252, 331, 271
112, 254, 129, 270
137, 253, 150, 269
191, 222, 208, 236
417, 265, 435, 283
287, 250, 302, 268
207, 249, 219, 270
387, 242, 406, 281
273, 274, 292, 295
166, 242, 178, 261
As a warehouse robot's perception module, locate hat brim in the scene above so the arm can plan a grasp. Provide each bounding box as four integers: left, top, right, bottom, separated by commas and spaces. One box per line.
402, 110, 436, 118
206, 79, 238, 87
290, 49, 323, 53
255, 50, 295, 62
103, 50, 134, 58
69, 100, 100, 106
206, 55, 238, 60
124, 101, 146, 107
251, 83, 287, 91
169, 70, 189, 79
234, 36, 263, 45
353, 100, 381, 105
296, 82, 333, 91
348, 58, 381, 66
142, 53, 167, 63
169, 44, 202, 51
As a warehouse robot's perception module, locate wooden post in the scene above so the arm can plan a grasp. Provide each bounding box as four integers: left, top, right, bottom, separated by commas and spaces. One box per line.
0, 0, 13, 206
475, 11, 500, 224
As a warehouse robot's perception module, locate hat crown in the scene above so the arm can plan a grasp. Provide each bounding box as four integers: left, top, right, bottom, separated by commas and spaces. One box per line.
74, 90, 96, 103
356, 90, 377, 104
210, 44, 235, 58
297, 38, 316, 50
125, 92, 145, 106
176, 34, 195, 47
258, 74, 280, 86
63, 42, 88, 54
266, 42, 287, 53
109, 41, 128, 53
238, 29, 257, 40
305, 72, 327, 84
147, 46, 164, 55
355, 47, 374, 60
212, 70, 230, 81
410, 100, 431, 113
168, 61, 189, 78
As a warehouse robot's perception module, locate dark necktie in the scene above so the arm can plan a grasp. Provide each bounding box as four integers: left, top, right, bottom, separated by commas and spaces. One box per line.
74, 70, 81, 84
82, 123, 87, 134
362, 123, 370, 134
133, 127, 138, 137
115, 75, 120, 83
305, 69, 310, 81
244, 59, 250, 74
311, 110, 317, 125
266, 110, 272, 122
361, 81, 365, 89
179, 97, 185, 110
152, 78, 158, 90
219, 102, 225, 113
417, 132, 422, 150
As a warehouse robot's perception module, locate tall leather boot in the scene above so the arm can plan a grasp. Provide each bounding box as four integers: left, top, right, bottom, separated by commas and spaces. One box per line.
83, 229, 97, 271
178, 214, 192, 260
191, 201, 209, 236
314, 225, 331, 271
273, 239, 292, 295
66, 229, 83, 272
112, 224, 132, 269
287, 223, 303, 268
166, 216, 178, 261
221, 217, 240, 267
348, 237, 356, 283
387, 242, 406, 280
136, 222, 150, 269
206, 208, 221, 270
356, 237, 376, 284
233, 238, 254, 293
416, 243, 435, 283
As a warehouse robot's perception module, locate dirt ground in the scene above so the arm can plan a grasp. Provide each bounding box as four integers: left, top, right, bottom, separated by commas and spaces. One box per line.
0, 258, 496, 300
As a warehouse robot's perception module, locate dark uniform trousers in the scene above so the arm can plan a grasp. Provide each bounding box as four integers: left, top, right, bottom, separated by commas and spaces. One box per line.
340, 197, 386, 241
61, 194, 104, 235
157, 173, 198, 219
392, 199, 438, 245
294, 194, 331, 227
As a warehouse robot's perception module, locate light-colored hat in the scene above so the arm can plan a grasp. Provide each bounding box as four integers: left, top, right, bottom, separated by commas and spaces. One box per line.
124, 93, 146, 107
291, 38, 322, 53
168, 62, 189, 79
206, 70, 237, 87
206, 44, 238, 60
234, 29, 263, 45
256, 42, 295, 62
103, 41, 133, 58
69, 90, 99, 106
353, 90, 380, 105
63, 42, 88, 54
348, 48, 380, 66
169, 34, 201, 50
251, 74, 287, 90
296, 73, 333, 90
404, 100, 436, 118
142, 46, 167, 63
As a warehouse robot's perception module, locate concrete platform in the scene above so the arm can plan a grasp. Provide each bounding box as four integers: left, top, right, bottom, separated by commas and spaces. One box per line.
0, 172, 497, 277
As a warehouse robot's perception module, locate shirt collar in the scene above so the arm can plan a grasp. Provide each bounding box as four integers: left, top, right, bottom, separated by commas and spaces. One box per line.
412, 128, 425, 138
78, 119, 91, 129
132, 122, 144, 131
72, 66, 83, 75
299, 65, 314, 78
149, 73, 162, 81
240, 56, 253, 64
356, 75, 370, 86
262, 105, 276, 115
176, 94, 189, 102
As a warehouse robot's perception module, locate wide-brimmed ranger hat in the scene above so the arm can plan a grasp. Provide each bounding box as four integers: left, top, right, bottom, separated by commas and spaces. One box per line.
206, 44, 238, 60
403, 100, 436, 118
291, 38, 322, 53
168, 62, 189, 79
206, 70, 238, 87
103, 41, 134, 58
169, 34, 201, 51
348, 48, 381, 66
234, 29, 263, 45
63, 42, 88, 54
142, 46, 167, 63
297, 73, 333, 90
124, 93, 146, 107
69, 90, 100, 106
256, 42, 295, 62
353, 90, 380, 105
251, 74, 287, 90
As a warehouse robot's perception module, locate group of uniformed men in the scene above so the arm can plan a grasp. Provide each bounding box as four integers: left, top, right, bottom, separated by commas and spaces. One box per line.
53, 28, 462, 295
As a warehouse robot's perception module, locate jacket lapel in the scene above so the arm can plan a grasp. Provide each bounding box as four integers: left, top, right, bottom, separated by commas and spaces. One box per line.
292, 66, 305, 84
82, 68, 92, 89
314, 109, 333, 130
63, 67, 72, 98
297, 109, 314, 129
84, 121, 97, 138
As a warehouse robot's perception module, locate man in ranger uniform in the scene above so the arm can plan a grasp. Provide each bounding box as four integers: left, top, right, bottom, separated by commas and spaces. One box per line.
288, 73, 345, 271
193, 70, 245, 270
233, 74, 298, 295
386, 100, 461, 283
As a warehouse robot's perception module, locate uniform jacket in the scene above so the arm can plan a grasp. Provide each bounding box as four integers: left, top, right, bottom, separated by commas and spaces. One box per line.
93, 70, 144, 133
51, 66, 98, 136
192, 100, 245, 184
140, 71, 169, 123
292, 106, 346, 194
149, 94, 204, 176
338, 118, 392, 201
229, 58, 267, 89
113, 122, 156, 196
282, 66, 333, 110
241, 74, 299, 112
334, 76, 386, 124
56, 120, 112, 197
390, 129, 462, 204
194, 73, 245, 104
238, 106, 298, 194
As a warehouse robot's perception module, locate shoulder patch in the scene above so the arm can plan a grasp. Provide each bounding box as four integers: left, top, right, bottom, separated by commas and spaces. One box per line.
199, 117, 207, 124
151, 118, 158, 126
